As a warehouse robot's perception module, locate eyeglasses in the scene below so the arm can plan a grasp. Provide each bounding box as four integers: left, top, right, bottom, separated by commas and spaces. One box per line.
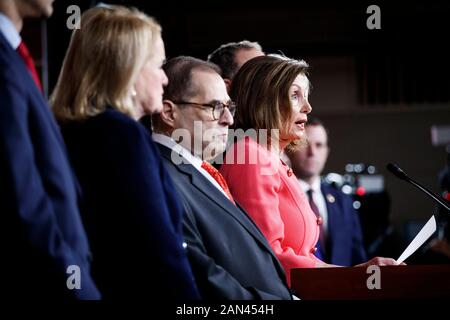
173, 100, 237, 120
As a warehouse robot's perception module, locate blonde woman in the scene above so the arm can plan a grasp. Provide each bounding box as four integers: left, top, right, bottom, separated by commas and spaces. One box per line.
51, 6, 200, 300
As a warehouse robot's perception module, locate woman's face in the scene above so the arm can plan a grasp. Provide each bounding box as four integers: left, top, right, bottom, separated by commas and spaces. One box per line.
133, 36, 168, 117
280, 73, 312, 143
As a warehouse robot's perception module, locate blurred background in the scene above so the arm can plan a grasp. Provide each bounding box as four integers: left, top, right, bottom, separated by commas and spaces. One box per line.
22, 0, 450, 262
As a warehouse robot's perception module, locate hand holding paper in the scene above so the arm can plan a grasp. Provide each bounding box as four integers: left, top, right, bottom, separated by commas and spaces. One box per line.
396, 215, 437, 265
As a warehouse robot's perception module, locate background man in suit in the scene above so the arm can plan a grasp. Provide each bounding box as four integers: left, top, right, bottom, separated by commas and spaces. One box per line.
151, 56, 293, 300
207, 40, 265, 168
286, 117, 367, 266
0, 0, 100, 299
207, 40, 264, 92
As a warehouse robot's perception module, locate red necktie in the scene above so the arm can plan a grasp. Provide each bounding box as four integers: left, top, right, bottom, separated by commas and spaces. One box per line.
201, 161, 235, 204
16, 41, 43, 91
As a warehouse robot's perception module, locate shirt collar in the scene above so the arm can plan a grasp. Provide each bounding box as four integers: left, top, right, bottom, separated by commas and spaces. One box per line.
152, 133, 203, 170
0, 13, 21, 50
298, 176, 321, 193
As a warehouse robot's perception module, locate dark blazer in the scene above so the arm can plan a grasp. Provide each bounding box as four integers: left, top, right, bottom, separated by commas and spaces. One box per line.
156, 143, 292, 300
320, 182, 367, 265
60, 109, 200, 300
0, 32, 100, 299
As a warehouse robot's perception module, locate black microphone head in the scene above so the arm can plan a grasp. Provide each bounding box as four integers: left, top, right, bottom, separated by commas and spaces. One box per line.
387, 163, 409, 181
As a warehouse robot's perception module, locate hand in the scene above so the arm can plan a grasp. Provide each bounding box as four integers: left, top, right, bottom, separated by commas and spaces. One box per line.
355, 256, 406, 267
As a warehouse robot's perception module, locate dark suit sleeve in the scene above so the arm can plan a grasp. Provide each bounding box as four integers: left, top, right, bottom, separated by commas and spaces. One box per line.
346, 197, 368, 264
100, 122, 200, 300
0, 80, 99, 299
180, 197, 288, 300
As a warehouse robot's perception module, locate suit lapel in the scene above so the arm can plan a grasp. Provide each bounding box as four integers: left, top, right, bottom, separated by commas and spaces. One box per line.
322, 184, 334, 233
157, 143, 280, 261
5, 31, 84, 200
320, 184, 331, 256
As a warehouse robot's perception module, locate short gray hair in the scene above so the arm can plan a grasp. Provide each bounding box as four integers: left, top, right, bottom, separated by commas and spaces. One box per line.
207, 40, 262, 80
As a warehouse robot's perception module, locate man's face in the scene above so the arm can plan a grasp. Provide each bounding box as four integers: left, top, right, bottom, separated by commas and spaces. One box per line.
174, 70, 233, 160
234, 48, 264, 70
290, 124, 329, 181
19, 0, 55, 18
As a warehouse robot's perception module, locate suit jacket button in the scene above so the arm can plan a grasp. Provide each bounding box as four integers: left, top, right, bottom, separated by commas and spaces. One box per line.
310, 247, 318, 254
317, 216, 323, 225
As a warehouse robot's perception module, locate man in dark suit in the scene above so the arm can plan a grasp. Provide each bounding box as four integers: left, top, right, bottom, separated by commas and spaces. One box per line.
207, 40, 264, 92
286, 117, 367, 266
150, 56, 293, 300
0, 0, 99, 299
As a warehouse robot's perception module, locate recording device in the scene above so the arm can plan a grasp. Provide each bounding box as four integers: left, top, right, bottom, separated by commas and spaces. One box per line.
324, 163, 383, 194
437, 138, 450, 203
431, 125, 450, 147
324, 164, 391, 256
387, 163, 450, 213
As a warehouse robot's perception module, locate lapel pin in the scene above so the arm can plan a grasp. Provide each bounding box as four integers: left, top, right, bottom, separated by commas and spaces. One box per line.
326, 194, 335, 203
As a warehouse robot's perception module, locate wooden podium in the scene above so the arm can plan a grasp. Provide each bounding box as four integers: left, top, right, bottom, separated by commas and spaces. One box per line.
291, 264, 450, 299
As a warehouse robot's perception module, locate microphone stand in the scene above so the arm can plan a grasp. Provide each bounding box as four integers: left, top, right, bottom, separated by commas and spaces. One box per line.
387, 163, 450, 213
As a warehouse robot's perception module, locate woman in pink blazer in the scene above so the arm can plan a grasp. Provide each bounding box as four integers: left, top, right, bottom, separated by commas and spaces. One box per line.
220, 55, 400, 286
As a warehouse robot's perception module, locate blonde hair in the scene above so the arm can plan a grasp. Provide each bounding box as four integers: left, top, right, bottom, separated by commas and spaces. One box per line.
51, 5, 161, 121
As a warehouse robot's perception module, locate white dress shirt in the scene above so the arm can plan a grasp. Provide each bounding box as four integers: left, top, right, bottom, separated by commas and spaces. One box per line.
299, 177, 329, 234
0, 13, 21, 49
152, 133, 230, 199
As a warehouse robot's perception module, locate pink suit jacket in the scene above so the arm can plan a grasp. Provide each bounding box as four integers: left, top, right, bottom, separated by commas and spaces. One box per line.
220, 137, 323, 285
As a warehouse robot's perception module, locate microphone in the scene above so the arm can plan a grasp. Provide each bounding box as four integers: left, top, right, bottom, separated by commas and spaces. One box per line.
387, 163, 450, 212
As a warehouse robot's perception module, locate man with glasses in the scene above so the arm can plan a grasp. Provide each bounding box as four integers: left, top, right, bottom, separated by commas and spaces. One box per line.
151, 56, 293, 300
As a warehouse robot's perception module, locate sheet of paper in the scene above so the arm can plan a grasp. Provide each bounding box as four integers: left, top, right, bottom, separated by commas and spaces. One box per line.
396, 215, 437, 265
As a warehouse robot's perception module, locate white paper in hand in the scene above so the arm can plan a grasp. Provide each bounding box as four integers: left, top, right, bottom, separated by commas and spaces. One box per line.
396, 215, 437, 265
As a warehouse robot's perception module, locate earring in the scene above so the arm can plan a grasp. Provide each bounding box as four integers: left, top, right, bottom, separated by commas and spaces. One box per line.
131, 87, 137, 97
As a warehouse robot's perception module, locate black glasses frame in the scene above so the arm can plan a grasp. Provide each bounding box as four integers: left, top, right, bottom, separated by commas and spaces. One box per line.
173, 100, 236, 120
